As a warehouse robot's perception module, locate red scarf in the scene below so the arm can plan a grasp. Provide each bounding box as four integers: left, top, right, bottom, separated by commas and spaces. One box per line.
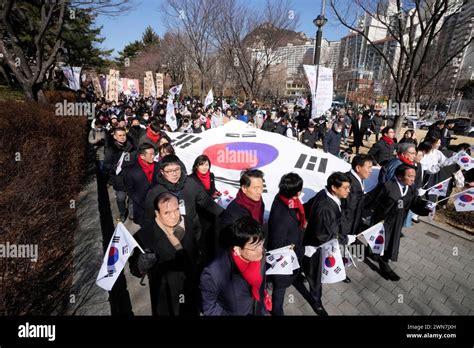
137, 156, 155, 183
398, 153, 414, 166
146, 128, 160, 143
278, 194, 307, 229
196, 170, 211, 191
231, 250, 272, 312
234, 189, 264, 224
382, 135, 394, 145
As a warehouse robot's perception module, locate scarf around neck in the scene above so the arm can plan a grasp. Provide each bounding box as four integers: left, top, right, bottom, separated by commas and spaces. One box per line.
278, 194, 307, 229
234, 189, 264, 224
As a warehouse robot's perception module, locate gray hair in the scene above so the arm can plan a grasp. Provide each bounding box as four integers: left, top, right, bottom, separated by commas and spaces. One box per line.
397, 142, 416, 155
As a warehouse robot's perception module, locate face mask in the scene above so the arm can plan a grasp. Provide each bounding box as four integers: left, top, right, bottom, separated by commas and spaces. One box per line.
143, 116, 149, 121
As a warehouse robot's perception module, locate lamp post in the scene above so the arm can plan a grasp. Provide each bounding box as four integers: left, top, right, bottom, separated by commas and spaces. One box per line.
313, 3, 328, 66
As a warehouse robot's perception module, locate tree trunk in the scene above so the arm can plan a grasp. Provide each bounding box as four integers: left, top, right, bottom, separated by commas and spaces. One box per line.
23, 83, 48, 104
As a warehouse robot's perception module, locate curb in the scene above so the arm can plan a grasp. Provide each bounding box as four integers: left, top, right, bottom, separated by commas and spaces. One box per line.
419, 216, 474, 242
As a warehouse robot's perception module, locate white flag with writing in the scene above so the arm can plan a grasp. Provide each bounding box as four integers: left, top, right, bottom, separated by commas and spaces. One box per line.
454, 189, 474, 212
166, 95, 178, 131
320, 239, 346, 284
265, 245, 300, 275
204, 89, 214, 108
115, 152, 126, 175
456, 152, 474, 171
96, 223, 144, 291
428, 178, 451, 196
359, 222, 385, 256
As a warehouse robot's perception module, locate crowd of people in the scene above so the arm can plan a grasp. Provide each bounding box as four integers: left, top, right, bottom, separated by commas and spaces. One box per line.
87, 91, 473, 316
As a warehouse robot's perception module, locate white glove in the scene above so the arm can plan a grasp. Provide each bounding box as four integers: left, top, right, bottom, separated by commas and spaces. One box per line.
417, 188, 427, 196
426, 202, 436, 212
347, 235, 356, 245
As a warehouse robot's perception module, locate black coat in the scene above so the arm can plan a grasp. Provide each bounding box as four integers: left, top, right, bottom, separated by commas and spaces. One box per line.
129, 217, 199, 316
352, 119, 368, 147
364, 180, 430, 261
322, 129, 342, 156
143, 162, 224, 232
300, 129, 318, 148
341, 171, 366, 236
127, 126, 146, 148
123, 159, 160, 226
268, 196, 304, 289
138, 131, 172, 153
199, 250, 267, 316
367, 138, 396, 166
303, 189, 348, 247
104, 140, 136, 191
371, 116, 383, 133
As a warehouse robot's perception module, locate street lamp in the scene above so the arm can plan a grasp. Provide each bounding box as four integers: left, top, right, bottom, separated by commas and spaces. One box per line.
313, 14, 328, 65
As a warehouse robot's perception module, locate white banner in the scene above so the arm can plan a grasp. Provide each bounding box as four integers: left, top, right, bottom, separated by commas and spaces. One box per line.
320, 239, 346, 284
61, 66, 82, 91
166, 120, 352, 221
303, 65, 333, 119
265, 245, 300, 275
106, 69, 119, 102
303, 65, 317, 119
204, 89, 214, 108
358, 222, 385, 256
166, 94, 177, 131
156, 73, 164, 97
144, 71, 156, 97
96, 223, 144, 291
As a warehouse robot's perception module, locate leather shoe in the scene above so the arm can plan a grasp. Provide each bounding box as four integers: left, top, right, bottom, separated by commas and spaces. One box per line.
387, 270, 401, 281
343, 276, 351, 283
412, 217, 420, 223
314, 305, 328, 316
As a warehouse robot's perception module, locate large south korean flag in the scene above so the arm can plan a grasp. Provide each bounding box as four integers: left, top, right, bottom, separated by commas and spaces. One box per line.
167, 121, 355, 220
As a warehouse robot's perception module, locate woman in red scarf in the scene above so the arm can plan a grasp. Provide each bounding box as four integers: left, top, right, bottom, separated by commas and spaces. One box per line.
189, 155, 221, 264
200, 216, 271, 315
268, 173, 317, 315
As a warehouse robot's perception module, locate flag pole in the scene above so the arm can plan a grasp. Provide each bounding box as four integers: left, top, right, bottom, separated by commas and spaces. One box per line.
423, 177, 452, 193
433, 188, 471, 205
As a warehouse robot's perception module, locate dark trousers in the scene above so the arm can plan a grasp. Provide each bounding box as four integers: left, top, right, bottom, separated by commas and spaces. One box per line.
302, 249, 323, 307
272, 272, 317, 315
115, 190, 127, 216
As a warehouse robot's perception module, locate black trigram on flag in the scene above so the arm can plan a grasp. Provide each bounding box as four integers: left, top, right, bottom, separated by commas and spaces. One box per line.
322, 269, 329, 276
267, 254, 275, 262
334, 266, 342, 274
225, 132, 257, 138
215, 176, 268, 193
294, 154, 328, 173
112, 236, 120, 243
369, 235, 375, 242
171, 133, 201, 149
281, 260, 288, 268
106, 269, 114, 277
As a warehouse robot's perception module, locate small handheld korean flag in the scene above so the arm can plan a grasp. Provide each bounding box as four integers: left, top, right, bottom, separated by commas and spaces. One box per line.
456, 152, 474, 171
320, 239, 346, 284
358, 222, 385, 256
428, 178, 451, 196
115, 152, 126, 175
169, 84, 182, 96
266, 245, 300, 275
204, 89, 214, 108
96, 223, 144, 291
222, 99, 230, 110
454, 189, 474, 212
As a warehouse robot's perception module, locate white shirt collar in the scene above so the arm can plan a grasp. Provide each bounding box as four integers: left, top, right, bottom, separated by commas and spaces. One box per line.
325, 188, 341, 211
395, 178, 408, 197
350, 169, 365, 191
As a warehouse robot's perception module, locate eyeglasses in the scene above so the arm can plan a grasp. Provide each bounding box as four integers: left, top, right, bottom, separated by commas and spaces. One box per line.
243, 240, 265, 251
163, 168, 181, 174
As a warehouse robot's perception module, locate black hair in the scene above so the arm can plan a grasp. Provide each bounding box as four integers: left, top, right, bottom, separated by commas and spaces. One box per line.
229, 216, 264, 248
351, 154, 374, 170
192, 154, 211, 173
159, 154, 181, 170
327, 172, 350, 192
113, 127, 126, 134
240, 169, 264, 188
417, 142, 432, 154
150, 119, 161, 133
395, 164, 415, 178
381, 126, 394, 136
153, 191, 179, 212
138, 142, 154, 156
159, 143, 175, 156
278, 173, 303, 198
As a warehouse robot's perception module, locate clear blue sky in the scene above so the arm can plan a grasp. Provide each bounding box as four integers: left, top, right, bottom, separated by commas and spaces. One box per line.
95, 0, 349, 57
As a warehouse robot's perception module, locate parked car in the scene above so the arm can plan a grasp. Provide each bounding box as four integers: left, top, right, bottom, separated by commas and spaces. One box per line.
452, 118, 471, 135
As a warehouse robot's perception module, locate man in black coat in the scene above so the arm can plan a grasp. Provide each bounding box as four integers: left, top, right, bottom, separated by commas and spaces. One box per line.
364, 165, 432, 281
129, 192, 199, 316
370, 112, 384, 141
350, 112, 368, 154
367, 126, 396, 166
104, 127, 136, 221
200, 216, 269, 316
323, 122, 343, 156
303, 172, 353, 316
300, 120, 318, 149
342, 154, 374, 236
127, 118, 146, 149
218, 169, 265, 247
143, 155, 224, 241
268, 173, 318, 315
138, 119, 172, 153
123, 143, 160, 227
